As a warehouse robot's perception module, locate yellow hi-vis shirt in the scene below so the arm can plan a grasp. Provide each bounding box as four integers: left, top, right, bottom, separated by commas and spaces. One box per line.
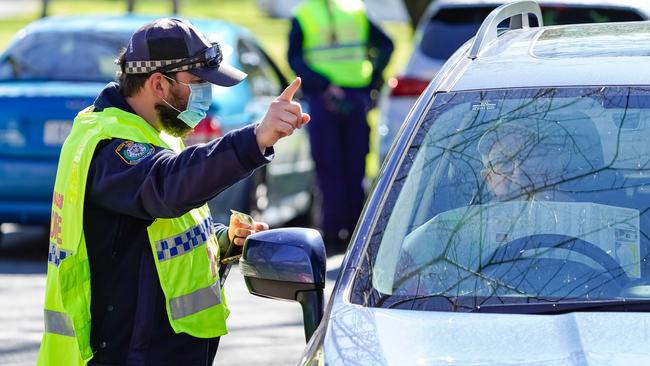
37, 107, 228, 366
295, 0, 373, 88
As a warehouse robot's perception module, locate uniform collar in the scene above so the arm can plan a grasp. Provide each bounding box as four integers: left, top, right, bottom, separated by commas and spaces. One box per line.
93, 82, 137, 114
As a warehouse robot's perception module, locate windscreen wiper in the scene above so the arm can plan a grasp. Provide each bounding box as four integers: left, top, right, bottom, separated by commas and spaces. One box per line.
472, 299, 650, 314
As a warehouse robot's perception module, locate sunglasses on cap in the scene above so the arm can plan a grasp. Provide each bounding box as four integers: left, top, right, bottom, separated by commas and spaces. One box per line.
139, 42, 222, 75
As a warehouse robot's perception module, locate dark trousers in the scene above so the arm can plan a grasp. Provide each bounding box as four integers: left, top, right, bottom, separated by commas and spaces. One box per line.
89, 337, 220, 366
307, 88, 371, 245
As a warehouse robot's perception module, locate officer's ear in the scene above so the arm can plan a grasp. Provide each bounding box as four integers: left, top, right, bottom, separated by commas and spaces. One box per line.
148, 72, 172, 100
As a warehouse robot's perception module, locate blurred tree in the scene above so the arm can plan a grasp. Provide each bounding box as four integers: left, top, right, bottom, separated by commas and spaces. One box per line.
42, 0, 182, 17
127, 0, 179, 14
41, 0, 49, 17
403, 0, 432, 30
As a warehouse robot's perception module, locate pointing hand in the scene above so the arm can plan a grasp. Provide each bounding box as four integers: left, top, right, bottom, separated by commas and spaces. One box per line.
255, 77, 311, 149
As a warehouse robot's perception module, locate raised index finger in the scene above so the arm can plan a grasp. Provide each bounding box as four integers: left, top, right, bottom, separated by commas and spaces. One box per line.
277, 77, 301, 102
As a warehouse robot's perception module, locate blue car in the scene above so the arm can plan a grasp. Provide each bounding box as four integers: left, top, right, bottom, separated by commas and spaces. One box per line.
0, 14, 314, 240
239, 2, 650, 364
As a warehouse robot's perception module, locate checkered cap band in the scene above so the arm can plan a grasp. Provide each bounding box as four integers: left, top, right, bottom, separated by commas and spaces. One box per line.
124, 59, 205, 74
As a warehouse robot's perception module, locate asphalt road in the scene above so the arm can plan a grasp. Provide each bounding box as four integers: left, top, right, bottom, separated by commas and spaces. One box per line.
0, 224, 341, 366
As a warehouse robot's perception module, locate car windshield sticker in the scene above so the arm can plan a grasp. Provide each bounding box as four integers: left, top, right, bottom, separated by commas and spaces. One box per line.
471, 101, 497, 111
115, 141, 154, 165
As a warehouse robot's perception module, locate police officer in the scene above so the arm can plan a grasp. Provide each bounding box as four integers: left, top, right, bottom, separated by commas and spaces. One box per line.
37, 18, 309, 366
288, 0, 393, 252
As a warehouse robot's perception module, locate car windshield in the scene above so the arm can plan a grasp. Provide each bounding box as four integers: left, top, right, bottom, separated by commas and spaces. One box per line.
420, 6, 643, 60
0, 30, 130, 82
352, 87, 650, 313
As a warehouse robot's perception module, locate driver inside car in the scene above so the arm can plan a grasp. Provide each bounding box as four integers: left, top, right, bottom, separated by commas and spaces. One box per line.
393, 118, 640, 299
476, 119, 573, 202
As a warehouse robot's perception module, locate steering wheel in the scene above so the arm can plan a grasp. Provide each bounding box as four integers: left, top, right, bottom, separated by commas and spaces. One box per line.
485, 234, 629, 289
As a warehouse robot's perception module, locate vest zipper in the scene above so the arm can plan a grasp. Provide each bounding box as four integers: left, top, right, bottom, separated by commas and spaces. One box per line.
324, 0, 338, 45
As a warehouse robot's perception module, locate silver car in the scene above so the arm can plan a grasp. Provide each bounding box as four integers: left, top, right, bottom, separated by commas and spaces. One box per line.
377, 0, 650, 162
239, 1, 650, 364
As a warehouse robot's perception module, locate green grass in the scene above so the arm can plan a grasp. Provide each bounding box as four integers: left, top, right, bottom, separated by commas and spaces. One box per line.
0, 0, 413, 177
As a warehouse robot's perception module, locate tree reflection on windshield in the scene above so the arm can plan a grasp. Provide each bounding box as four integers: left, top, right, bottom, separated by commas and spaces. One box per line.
352, 87, 650, 313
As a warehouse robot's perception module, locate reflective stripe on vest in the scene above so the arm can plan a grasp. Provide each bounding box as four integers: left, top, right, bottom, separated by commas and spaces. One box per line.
306, 43, 366, 62
295, 0, 373, 88
170, 281, 221, 320
44, 309, 75, 337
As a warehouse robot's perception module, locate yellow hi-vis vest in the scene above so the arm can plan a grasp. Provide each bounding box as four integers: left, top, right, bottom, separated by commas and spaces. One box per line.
37, 107, 229, 366
295, 0, 373, 88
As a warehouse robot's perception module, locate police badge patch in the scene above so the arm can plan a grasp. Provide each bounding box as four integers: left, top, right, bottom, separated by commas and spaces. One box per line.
115, 141, 154, 165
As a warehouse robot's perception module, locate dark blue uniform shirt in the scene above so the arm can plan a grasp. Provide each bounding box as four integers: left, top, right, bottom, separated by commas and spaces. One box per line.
85, 83, 272, 366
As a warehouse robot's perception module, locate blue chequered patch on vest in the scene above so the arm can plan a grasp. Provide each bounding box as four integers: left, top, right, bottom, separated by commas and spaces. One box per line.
48, 242, 72, 267
155, 217, 215, 262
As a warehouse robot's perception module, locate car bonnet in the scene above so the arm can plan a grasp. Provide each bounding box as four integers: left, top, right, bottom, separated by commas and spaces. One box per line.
321, 301, 650, 365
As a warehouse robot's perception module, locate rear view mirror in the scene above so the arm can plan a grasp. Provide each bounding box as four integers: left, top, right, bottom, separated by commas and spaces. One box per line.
239, 228, 326, 341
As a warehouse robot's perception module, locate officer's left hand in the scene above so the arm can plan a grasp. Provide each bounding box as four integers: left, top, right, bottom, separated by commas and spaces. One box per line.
228, 213, 269, 246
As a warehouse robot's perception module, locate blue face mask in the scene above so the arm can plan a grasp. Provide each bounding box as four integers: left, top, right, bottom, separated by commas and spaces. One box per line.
162, 75, 213, 128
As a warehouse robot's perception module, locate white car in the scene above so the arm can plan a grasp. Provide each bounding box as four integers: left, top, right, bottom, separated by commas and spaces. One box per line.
240, 1, 650, 364
377, 0, 650, 161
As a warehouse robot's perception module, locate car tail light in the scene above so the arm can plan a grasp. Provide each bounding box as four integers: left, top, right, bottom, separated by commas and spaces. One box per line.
184, 115, 223, 146
388, 76, 430, 97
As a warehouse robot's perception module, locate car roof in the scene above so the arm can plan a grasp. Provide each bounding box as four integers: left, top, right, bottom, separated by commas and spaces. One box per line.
422, 0, 650, 25
437, 20, 650, 92
430, 0, 650, 11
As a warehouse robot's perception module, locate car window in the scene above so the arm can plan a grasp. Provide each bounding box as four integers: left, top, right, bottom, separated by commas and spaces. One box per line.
419, 6, 644, 60
0, 31, 130, 82
236, 38, 283, 97
542, 6, 643, 25
419, 7, 495, 60
353, 87, 650, 312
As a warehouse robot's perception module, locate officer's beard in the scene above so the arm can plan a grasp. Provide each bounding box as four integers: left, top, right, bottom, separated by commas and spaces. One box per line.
155, 88, 192, 138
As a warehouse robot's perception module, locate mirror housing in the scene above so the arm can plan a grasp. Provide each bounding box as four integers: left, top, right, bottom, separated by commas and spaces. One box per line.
239, 228, 326, 341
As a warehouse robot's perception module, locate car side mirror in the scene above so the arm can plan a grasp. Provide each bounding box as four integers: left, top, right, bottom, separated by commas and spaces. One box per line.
239, 228, 326, 342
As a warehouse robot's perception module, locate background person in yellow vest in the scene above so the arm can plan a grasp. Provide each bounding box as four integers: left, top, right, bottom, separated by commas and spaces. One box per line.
37, 18, 309, 366
288, 0, 393, 253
